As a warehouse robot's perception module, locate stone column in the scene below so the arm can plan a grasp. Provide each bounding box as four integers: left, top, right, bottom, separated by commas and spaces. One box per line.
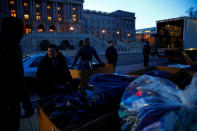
16, 0, 20, 18
19, 0, 23, 18
45, 0, 47, 21
42, 0, 45, 21
29, 0, 33, 17
53, 2, 58, 21
63, 3, 67, 22
31, 0, 36, 21
70, 3, 72, 20
63, 2, 69, 23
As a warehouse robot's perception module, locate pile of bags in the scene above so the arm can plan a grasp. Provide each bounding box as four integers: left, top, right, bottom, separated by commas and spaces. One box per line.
38, 73, 136, 129
119, 73, 197, 131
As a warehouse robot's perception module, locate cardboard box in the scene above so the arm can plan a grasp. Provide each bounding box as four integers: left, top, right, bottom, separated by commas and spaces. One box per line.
69, 64, 114, 87
37, 105, 120, 131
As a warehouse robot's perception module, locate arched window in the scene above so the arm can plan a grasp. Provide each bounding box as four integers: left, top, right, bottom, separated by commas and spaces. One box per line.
25, 24, 32, 34
49, 25, 55, 32
38, 24, 44, 32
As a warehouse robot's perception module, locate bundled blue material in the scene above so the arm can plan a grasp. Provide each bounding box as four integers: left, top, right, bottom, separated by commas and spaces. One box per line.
119, 73, 197, 131
38, 73, 136, 129
143, 70, 171, 78
86, 73, 136, 111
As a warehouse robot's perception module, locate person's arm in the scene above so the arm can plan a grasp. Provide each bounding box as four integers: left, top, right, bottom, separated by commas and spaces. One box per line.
93, 47, 102, 63
64, 61, 73, 83
71, 49, 81, 68
105, 48, 109, 63
115, 48, 118, 61
17, 46, 34, 117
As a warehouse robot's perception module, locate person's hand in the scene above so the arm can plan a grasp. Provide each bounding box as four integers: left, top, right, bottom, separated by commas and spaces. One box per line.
100, 62, 105, 66
21, 102, 34, 118
70, 65, 74, 69
21, 106, 34, 118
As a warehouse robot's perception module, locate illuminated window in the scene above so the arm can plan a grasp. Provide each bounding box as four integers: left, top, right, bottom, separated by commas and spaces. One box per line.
49, 25, 55, 32
48, 16, 52, 21
10, 1, 14, 5
47, 5, 51, 9
73, 18, 77, 21
38, 25, 44, 32
73, 14, 77, 22
58, 14, 62, 22
58, 7, 61, 10
58, 17, 62, 22
26, 28, 31, 34
36, 16, 40, 20
73, 7, 76, 10
128, 33, 130, 37
24, 14, 29, 20
24, 2, 28, 7
38, 28, 43, 32
10, 10, 16, 17
36, 12, 40, 20
36, 4, 40, 8
49, 29, 54, 32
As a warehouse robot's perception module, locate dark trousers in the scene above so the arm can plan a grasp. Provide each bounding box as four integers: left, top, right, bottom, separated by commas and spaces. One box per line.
144, 54, 149, 66
4, 103, 21, 131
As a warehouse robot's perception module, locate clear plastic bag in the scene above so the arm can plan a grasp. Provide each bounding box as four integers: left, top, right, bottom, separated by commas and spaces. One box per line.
119, 73, 197, 131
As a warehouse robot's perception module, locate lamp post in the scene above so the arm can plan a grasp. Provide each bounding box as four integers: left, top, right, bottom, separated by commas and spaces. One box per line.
69, 26, 74, 32
102, 29, 106, 40
116, 30, 120, 42
128, 33, 131, 42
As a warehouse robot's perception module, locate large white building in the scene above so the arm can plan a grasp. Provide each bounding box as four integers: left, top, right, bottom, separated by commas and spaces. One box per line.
0, 0, 136, 51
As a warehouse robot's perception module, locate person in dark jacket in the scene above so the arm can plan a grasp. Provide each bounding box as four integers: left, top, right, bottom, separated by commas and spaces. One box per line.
72, 38, 103, 69
105, 41, 118, 71
36, 44, 73, 97
0, 17, 34, 131
143, 41, 151, 66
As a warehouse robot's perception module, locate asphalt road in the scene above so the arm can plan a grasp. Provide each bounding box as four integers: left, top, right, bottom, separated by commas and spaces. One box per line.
92, 52, 165, 66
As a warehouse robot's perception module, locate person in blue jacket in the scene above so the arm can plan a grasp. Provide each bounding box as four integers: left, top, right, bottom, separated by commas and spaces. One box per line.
72, 38, 103, 69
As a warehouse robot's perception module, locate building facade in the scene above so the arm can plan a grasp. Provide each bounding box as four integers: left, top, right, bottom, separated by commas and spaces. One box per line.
84, 10, 135, 42
0, 0, 136, 51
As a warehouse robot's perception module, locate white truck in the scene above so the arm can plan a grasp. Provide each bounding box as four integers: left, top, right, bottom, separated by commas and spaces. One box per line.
154, 17, 197, 64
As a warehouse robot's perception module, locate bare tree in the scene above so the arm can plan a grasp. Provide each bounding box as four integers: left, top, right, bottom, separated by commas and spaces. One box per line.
186, 7, 195, 18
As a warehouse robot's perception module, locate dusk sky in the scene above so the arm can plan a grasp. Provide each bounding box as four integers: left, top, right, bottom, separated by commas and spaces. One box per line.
84, 0, 197, 29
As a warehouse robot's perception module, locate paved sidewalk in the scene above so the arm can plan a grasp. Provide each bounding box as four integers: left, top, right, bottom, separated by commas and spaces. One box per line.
116, 59, 169, 74
23, 49, 142, 57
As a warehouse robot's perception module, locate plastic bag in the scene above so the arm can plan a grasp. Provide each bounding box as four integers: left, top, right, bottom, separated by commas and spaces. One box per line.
119, 73, 197, 131
38, 73, 136, 129
85, 73, 137, 113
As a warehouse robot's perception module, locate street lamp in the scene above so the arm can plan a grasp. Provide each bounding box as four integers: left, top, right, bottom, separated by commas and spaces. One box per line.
116, 31, 120, 35
102, 29, 106, 40
69, 26, 74, 31
116, 30, 120, 42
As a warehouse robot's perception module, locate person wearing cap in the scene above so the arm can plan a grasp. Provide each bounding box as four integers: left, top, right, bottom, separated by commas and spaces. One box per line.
105, 41, 118, 71
72, 38, 104, 69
